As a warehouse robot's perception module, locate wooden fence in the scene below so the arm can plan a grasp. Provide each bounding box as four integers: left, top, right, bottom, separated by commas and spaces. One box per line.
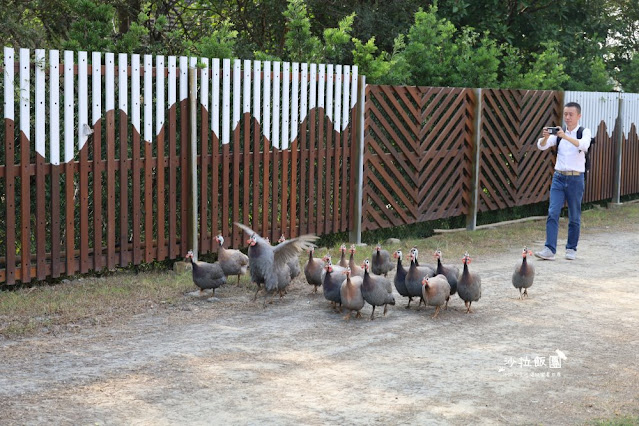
362, 87, 639, 232
1, 47, 358, 284
2, 46, 639, 285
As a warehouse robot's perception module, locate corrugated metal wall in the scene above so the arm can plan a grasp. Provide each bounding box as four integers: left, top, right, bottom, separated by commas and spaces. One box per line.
564, 91, 639, 137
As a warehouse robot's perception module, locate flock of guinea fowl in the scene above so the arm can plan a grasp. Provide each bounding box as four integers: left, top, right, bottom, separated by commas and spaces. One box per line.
183, 222, 535, 320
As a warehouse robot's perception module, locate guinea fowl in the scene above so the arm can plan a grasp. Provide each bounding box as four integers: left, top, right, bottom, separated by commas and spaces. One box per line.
393, 250, 412, 307
512, 247, 535, 299
338, 244, 349, 268
215, 235, 249, 284
185, 250, 227, 297
235, 223, 318, 306
322, 259, 346, 311
411, 247, 436, 271
304, 247, 326, 293
421, 275, 451, 318
457, 252, 482, 313
405, 252, 435, 308
340, 267, 365, 320
371, 244, 394, 276
278, 235, 302, 279
348, 244, 365, 277
361, 259, 395, 320
433, 249, 460, 309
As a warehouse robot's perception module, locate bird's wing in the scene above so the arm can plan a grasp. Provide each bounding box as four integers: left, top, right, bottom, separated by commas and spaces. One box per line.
234, 222, 269, 245
273, 234, 319, 266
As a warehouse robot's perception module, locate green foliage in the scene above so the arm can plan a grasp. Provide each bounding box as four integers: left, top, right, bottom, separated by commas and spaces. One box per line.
323, 13, 355, 64
62, 0, 116, 52
518, 42, 570, 90
451, 28, 501, 88
617, 54, 639, 93
400, 6, 458, 87
282, 0, 322, 62
192, 19, 238, 59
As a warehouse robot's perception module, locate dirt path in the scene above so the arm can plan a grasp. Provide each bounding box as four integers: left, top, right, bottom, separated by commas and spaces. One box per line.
1, 230, 638, 425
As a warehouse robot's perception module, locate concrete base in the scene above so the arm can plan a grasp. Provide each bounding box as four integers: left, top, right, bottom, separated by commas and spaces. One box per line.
607, 202, 623, 209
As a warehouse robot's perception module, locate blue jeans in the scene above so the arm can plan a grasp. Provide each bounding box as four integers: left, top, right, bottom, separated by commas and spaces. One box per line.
545, 172, 585, 254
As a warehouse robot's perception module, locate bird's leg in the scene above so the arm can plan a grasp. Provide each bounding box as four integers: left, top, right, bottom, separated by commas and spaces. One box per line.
314, 285, 319, 294
464, 300, 469, 310
199, 289, 205, 297
211, 288, 216, 298
519, 288, 522, 300
418, 297, 424, 308
355, 311, 362, 319
370, 306, 376, 320
263, 292, 269, 308
432, 306, 440, 319
445, 296, 449, 310
337, 303, 342, 313
343, 311, 352, 321
237, 275, 240, 285
406, 297, 412, 309
523, 289, 528, 298
383, 304, 388, 316
253, 286, 261, 302
466, 302, 473, 314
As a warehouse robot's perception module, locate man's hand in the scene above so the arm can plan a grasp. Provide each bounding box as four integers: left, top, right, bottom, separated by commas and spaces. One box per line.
556, 128, 566, 138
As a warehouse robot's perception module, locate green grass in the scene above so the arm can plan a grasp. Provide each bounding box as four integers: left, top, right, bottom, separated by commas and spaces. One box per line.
591, 415, 639, 426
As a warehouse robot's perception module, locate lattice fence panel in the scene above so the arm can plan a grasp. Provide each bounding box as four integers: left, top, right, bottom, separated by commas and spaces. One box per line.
479, 89, 521, 211
418, 87, 473, 221
362, 85, 422, 230
517, 90, 563, 206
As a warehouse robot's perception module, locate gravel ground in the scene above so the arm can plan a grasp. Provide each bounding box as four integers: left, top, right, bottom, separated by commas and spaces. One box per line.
0, 227, 638, 425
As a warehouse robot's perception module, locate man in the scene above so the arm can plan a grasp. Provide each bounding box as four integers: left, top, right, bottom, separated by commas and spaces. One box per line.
535, 102, 592, 261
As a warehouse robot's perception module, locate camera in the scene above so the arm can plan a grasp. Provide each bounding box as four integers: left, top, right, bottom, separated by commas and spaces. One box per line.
546, 126, 561, 135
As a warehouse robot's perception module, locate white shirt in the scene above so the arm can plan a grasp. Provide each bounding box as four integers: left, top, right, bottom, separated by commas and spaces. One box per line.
537, 125, 592, 173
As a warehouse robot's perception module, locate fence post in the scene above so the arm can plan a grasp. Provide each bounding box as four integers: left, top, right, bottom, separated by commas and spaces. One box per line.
188, 67, 199, 259
466, 88, 482, 230
349, 75, 366, 244
610, 92, 624, 206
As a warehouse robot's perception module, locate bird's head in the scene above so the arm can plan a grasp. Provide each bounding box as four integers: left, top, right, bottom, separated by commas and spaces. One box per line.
522, 246, 532, 257
247, 235, 258, 247
323, 253, 332, 263
349, 244, 356, 254
434, 249, 442, 259
411, 247, 419, 259
375, 244, 382, 252
421, 276, 430, 287
278, 235, 286, 244
343, 267, 351, 277
185, 250, 194, 260
409, 251, 416, 262
325, 259, 333, 273
340, 243, 347, 253
216, 235, 224, 246
393, 250, 402, 260
462, 252, 472, 264
361, 259, 370, 272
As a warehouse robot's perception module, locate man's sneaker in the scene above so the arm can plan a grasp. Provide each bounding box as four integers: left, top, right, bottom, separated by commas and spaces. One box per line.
565, 249, 576, 260
534, 247, 555, 260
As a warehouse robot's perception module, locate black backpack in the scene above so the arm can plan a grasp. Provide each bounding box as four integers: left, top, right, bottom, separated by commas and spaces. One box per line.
554, 126, 595, 180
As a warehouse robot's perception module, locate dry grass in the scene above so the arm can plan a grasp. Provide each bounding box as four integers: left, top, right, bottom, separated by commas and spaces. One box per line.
1, 202, 638, 339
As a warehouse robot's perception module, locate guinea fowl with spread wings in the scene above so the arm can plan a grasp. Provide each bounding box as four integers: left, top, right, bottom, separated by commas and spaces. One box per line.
185, 250, 227, 297
512, 247, 535, 299
215, 235, 249, 284
235, 223, 318, 306
278, 235, 301, 279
